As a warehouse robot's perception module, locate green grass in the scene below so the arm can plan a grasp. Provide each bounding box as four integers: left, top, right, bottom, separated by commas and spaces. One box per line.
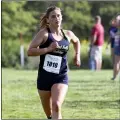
2, 68, 120, 119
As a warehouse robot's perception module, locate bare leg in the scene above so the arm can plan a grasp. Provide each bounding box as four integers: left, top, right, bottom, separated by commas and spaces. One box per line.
51, 83, 68, 119
38, 90, 52, 118
111, 48, 114, 65
95, 48, 102, 70
98, 60, 102, 70
95, 59, 102, 70
112, 55, 120, 80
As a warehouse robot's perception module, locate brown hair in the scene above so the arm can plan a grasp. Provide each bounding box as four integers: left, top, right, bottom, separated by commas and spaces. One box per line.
40, 6, 61, 29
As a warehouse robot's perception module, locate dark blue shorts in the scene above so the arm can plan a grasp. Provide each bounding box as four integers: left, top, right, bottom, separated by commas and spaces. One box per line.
37, 70, 68, 91
114, 46, 120, 56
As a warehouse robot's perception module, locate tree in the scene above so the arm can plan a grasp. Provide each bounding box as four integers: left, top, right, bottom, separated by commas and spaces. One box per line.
2, 1, 36, 40
57, 1, 92, 39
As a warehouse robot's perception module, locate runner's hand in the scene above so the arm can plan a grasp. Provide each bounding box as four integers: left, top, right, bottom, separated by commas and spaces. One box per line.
73, 54, 81, 67
48, 42, 59, 52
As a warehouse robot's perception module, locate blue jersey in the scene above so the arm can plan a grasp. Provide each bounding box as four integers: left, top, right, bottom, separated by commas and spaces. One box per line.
108, 26, 118, 48
109, 26, 117, 38
37, 28, 70, 90
39, 28, 70, 74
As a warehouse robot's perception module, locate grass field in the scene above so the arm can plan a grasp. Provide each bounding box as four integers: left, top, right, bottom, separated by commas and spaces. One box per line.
2, 68, 120, 119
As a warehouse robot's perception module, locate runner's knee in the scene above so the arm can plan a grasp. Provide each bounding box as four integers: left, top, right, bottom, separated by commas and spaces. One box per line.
52, 101, 61, 112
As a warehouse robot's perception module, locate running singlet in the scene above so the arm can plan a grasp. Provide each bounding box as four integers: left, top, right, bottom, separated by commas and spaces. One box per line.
108, 27, 118, 48
39, 28, 70, 74
109, 26, 117, 38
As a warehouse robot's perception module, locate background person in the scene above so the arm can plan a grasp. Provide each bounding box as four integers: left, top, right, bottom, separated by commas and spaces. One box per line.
106, 19, 118, 64
111, 15, 120, 80
89, 15, 104, 70
27, 6, 81, 119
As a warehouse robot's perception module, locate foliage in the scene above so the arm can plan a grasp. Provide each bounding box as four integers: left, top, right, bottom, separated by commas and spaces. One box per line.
57, 1, 92, 39
2, 39, 28, 68
2, 1, 119, 68
2, 1, 120, 41
1, 39, 112, 69
2, 1, 37, 40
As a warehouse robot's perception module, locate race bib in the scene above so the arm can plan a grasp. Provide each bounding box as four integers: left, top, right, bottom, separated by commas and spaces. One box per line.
43, 54, 62, 74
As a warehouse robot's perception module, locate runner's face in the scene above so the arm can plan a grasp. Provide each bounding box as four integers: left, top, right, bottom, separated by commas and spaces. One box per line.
111, 20, 117, 27
47, 9, 62, 27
